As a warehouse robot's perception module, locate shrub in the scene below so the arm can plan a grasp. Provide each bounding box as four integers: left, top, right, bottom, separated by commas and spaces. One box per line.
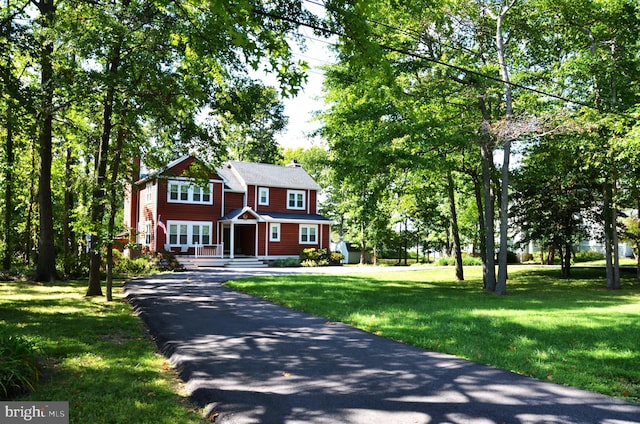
299, 248, 344, 267
329, 251, 344, 265
300, 248, 326, 262
300, 259, 317, 267
0, 333, 42, 400
521, 253, 534, 262
271, 258, 301, 268
507, 251, 520, 264
463, 256, 483, 266
111, 249, 154, 275
437, 256, 483, 266
574, 250, 605, 263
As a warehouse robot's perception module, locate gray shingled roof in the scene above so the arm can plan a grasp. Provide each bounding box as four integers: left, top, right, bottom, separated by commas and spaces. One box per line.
218, 161, 321, 191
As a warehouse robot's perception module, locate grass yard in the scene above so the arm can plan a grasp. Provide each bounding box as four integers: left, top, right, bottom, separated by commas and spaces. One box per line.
0, 279, 205, 424
226, 265, 640, 403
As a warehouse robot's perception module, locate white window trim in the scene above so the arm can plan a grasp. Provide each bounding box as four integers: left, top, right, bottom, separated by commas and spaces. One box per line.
144, 221, 152, 245
269, 223, 281, 242
166, 220, 213, 246
258, 187, 269, 206
287, 190, 306, 210
167, 180, 213, 205
145, 182, 153, 202
299, 224, 318, 244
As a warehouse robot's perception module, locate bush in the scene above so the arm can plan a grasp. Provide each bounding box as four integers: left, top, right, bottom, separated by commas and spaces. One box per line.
521, 253, 534, 262
0, 333, 42, 400
574, 250, 605, 263
436, 256, 483, 266
329, 251, 344, 265
507, 251, 520, 264
110, 249, 154, 275
271, 258, 301, 268
299, 248, 344, 267
300, 259, 317, 267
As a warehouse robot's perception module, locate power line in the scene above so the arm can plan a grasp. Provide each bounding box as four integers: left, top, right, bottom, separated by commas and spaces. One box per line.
260, 2, 625, 117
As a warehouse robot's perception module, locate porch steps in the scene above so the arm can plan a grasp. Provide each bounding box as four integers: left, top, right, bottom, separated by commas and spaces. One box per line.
224, 258, 269, 268
176, 257, 268, 269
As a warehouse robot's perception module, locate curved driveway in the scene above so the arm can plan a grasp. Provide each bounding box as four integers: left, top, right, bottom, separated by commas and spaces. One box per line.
124, 268, 640, 424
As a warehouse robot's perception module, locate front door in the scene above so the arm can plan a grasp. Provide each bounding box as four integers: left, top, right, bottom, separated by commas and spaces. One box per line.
235, 225, 256, 256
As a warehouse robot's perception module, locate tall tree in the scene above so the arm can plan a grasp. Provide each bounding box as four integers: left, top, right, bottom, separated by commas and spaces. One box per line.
219, 82, 288, 164
33, 0, 58, 282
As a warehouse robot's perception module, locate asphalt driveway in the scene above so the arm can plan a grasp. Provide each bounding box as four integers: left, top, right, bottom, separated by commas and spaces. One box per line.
124, 269, 640, 424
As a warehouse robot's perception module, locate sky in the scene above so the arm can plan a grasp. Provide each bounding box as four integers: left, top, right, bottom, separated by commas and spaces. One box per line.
276, 66, 326, 149
265, 1, 336, 150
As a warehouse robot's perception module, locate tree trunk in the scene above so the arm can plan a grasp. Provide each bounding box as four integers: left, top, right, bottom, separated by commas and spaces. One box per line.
87, 36, 123, 297
611, 169, 620, 289
24, 146, 37, 265
447, 170, 464, 281
478, 96, 496, 292
105, 128, 126, 301
359, 222, 366, 265
3, 101, 14, 270
560, 243, 571, 279
62, 146, 74, 276
493, 1, 516, 296
636, 243, 640, 282
547, 243, 556, 265
34, 0, 58, 282
636, 200, 640, 282
471, 172, 487, 286
603, 182, 616, 289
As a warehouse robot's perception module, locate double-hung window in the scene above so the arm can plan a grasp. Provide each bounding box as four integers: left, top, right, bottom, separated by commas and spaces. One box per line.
145, 182, 153, 201
287, 190, 305, 210
168, 221, 212, 246
167, 180, 213, 205
299, 225, 317, 244
270, 223, 280, 242
145, 222, 152, 245
258, 187, 269, 206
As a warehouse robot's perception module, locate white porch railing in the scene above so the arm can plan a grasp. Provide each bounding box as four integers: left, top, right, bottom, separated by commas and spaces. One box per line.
194, 244, 224, 258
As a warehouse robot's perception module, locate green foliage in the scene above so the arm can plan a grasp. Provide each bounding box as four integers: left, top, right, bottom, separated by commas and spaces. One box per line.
299, 248, 344, 266
330, 251, 345, 265
110, 249, 156, 275
0, 280, 203, 422
0, 332, 42, 399
521, 253, 534, 263
506, 251, 520, 264
271, 258, 301, 268
227, 267, 640, 402
574, 250, 605, 263
436, 256, 483, 266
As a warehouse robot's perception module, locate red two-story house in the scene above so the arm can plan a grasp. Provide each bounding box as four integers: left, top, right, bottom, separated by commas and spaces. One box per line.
124, 156, 333, 262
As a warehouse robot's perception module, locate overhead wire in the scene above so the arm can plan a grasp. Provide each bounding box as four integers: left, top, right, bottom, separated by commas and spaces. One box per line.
262, 0, 629, 117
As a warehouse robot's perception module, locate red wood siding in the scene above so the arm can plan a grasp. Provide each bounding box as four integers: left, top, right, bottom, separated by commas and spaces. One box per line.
263, 223, 329, 257
163, 156, 223, 180
254, 187, 318, 214
156, 179, 220, 239
308, 190, 317, 214
247, 186, 256, 209
224, 192, 244, 214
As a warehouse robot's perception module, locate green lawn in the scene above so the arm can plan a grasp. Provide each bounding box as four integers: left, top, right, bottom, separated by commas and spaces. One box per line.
226, 266, 640, 403
0, 280, 205, 424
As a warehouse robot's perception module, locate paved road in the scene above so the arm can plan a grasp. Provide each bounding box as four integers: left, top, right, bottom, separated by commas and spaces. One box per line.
124, 269, 640, 424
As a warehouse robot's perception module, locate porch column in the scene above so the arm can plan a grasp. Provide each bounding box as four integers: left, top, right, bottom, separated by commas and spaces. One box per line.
230, 222, 235, 259
255, 223, 259, 257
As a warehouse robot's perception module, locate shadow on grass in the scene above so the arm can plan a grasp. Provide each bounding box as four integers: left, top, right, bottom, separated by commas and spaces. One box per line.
124, 269, 640, 423
0, 280, 202, 424
226, 267, 640, 402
